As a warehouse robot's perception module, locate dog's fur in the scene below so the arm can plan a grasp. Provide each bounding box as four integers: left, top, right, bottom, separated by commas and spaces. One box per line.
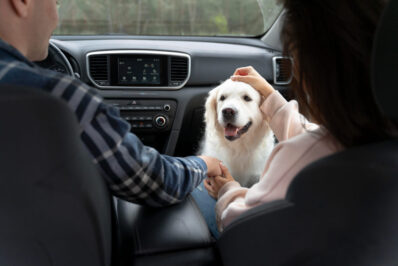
198, 79, 274, 187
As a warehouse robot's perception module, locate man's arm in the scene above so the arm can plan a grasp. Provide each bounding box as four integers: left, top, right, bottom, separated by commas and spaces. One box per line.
50, 75, 219, 206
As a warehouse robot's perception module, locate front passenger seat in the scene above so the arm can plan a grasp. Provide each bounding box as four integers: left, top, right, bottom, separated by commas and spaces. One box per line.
0, 86, 112, 266
216, 1, 398, 265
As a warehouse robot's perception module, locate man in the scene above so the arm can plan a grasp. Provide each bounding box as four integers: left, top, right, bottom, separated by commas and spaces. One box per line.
0, 0, 221, 206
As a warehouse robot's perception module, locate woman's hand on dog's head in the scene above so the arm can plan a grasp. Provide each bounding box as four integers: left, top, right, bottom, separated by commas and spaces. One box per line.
204, 163, 235, 199
230, 66, 275, 99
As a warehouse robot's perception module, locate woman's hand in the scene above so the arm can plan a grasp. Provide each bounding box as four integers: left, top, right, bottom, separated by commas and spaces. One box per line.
198, 155, 222, 177
231, 66, 275, 99
204, 163, 235, 199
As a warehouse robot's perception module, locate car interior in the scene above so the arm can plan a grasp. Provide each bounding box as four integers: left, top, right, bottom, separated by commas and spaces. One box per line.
0, 0, 397, 265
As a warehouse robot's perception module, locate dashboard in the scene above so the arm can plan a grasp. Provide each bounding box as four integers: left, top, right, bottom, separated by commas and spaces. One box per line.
36, 37, 291, 157
87, 50, 190, 89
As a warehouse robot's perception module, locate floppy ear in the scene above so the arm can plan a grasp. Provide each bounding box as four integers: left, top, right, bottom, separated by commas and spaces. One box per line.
204, 86, 219, 130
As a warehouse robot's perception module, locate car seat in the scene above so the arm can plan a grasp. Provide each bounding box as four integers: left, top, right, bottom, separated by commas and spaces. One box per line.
0, 86, 112, 266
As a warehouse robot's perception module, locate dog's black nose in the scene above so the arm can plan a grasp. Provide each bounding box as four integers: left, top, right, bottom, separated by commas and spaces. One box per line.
222, 108, 236, 120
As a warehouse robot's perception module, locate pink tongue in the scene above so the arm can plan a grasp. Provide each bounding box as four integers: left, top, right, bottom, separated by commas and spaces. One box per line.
225, 125, 239, 137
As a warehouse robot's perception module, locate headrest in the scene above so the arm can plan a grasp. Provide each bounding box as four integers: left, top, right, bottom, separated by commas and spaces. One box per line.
372, 0, 398, 120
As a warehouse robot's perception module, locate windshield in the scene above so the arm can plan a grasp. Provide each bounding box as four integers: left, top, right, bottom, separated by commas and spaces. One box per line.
54, 0, 282, 37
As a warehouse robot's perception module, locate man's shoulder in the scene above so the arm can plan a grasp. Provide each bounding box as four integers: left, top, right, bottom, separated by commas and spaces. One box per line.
1, 58, 62, 85
0, 58, 97, 97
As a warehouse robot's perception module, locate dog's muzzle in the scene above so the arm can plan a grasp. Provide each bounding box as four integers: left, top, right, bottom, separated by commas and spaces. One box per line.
224, 121, 253, 141
222, 108, 237, 122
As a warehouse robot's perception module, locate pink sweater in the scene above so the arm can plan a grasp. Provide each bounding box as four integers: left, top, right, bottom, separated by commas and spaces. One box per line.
216, 91, 342, 231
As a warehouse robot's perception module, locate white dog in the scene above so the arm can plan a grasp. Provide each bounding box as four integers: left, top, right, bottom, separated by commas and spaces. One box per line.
198, 79, 275, 187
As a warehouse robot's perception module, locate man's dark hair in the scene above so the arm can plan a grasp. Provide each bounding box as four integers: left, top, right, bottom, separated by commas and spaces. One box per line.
280, 0, 398, 147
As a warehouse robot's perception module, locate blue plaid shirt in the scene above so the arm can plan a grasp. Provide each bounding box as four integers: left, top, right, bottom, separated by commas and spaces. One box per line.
0, 39, 207, 206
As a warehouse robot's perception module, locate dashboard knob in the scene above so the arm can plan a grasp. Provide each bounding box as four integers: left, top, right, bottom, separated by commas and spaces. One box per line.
163, 104, 171, 111
154, 115, 167, 128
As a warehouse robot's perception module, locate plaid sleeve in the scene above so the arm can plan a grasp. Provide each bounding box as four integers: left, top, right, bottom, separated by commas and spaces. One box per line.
0, 53, 207, 206
51, 75, 208, 206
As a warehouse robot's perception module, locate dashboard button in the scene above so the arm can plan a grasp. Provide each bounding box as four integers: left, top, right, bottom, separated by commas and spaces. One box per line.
154, 115, 167, 128
163, 104, 171, 111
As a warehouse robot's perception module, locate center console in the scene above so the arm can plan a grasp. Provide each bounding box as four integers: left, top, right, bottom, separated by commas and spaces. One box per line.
116, 197, 220, 266
105, 98, 177, 153
88, 50, 192, 153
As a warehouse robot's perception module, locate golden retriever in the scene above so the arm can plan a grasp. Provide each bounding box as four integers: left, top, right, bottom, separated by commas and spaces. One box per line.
198, 79, 274, 187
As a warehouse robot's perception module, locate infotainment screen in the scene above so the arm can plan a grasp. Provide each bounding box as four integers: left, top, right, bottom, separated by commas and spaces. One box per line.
118, 57, 161, 85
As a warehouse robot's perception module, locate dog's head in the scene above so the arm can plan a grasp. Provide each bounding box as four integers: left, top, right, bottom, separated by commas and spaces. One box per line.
204, 79, 264, 141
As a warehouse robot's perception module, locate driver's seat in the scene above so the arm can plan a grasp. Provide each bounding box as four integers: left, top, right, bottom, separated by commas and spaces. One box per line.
217, 1, 398, 265
0, 86, 112, 266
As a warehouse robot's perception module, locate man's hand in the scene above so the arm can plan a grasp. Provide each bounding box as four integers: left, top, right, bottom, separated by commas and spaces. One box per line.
198, 155, 222, 177
230, 66, 275, 99
204, 163, 235, 199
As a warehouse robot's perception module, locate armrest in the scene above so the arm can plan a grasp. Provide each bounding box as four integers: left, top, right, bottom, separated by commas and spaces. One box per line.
117, 196, 213, 257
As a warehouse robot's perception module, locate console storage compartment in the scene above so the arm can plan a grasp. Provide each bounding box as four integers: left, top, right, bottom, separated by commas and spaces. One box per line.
116, 196, 221, 266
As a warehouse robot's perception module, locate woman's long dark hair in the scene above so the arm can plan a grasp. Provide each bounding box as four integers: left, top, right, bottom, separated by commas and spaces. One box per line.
280, 0, 398, 147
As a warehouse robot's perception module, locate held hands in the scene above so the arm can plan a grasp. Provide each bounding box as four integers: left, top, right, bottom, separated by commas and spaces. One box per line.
231, 66, 275, 99
198, 155, 223, 177
204, 163, 235, 199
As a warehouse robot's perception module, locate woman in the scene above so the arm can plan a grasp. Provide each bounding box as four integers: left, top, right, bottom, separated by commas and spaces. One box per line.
204, 0, 397, 234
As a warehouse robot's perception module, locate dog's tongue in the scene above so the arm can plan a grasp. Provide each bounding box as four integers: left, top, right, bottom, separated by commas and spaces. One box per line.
224, 124, 239, 137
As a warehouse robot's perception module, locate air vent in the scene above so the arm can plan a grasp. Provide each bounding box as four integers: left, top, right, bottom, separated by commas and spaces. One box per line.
89, 55, 109, 86
170, 56, 189, 86
273, 56, 293, 85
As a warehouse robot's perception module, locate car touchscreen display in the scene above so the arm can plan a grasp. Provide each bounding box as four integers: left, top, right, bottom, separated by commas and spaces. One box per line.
118, 57, 161, 85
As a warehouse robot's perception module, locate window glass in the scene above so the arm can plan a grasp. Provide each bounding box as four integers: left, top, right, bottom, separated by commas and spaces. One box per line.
54, 0, 282, 36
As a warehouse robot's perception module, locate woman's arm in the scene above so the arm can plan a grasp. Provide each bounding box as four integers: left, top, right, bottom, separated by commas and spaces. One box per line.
231, 66, 275, 98
212, 133, 334, 231
231, 66, 318, 141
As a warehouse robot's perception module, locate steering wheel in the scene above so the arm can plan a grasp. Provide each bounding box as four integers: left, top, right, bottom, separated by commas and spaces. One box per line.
35, 41, 74, 77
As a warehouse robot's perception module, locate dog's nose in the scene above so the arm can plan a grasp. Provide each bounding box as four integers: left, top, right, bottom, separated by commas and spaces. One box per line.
222, 108, 236, 120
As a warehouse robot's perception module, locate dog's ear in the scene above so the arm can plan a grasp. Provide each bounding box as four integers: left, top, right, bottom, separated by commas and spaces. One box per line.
204, 86, 219, 130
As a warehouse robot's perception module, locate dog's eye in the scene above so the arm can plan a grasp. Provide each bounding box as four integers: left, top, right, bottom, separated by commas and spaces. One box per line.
243, 95, 252, 102
220, 95, 226, 101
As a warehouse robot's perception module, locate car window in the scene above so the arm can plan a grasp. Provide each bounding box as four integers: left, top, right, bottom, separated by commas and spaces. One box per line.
54, 0, 282, 37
